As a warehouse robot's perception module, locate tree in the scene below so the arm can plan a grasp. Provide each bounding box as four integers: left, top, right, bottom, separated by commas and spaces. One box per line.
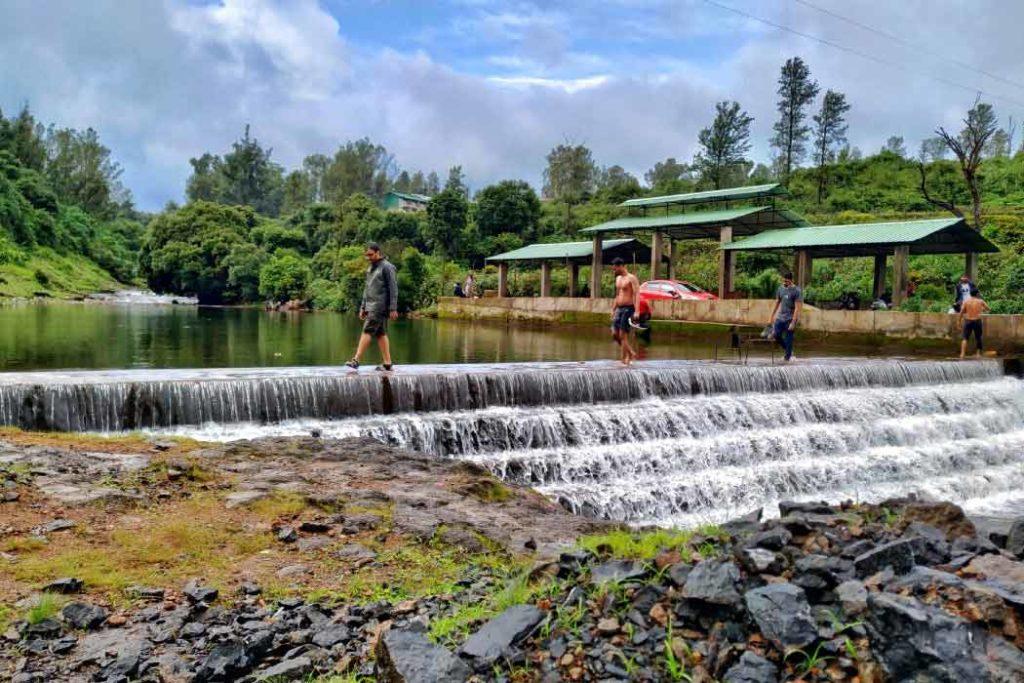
259, 251, 311, 303
281, 170, 313, 216
424, 188, 468, 258
393, 170, 412, 193
934, 99, 998, 231
985, 128, 1012, 158
223, 242, 268, 301
918, 137, 949, 162
811, 89, 851, 203
542, 143, 597, 229
44, 126, 128, 217
475, 180, 541, 242
397, 246, 429, 311
321, 138, 394, 203
882, 135, 907, 157
218, 125, 284, 216
186, 153, 224, 203
596, 165, 642, 203
445, 165, 467, 196
302, 153, 330, 203
409, 170, 428, 195
0, 106, 46, 171
644, 157, 690, 187
770, 57, 819, 183
425, 171, 441, 195
694, 101, 753, 190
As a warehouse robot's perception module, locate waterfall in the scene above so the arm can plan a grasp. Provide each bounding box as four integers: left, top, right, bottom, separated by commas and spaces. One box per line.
127, 358, 1024, 526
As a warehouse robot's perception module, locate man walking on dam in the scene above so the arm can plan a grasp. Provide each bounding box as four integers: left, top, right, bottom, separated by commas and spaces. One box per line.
610, 257, 639, 365
769, 271, 802, 362
959, 290, 990, 358
346, 242, 398, 371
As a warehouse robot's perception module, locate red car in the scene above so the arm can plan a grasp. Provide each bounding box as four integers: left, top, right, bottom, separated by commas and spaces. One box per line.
638, 279, 716, 316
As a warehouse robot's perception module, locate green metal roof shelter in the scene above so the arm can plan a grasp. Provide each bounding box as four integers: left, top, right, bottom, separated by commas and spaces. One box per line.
581, 205, 808, 240
722, 217, 996, 304
619, 183, 789, 210
486, 238, 666, 297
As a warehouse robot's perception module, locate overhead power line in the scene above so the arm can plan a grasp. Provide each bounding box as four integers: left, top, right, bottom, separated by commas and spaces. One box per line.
793, 0, 1024, 93
701, 0, 1024, 110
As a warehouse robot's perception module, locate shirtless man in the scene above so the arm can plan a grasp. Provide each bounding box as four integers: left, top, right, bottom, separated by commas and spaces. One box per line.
610, 257, 640, 365
959, 289, 990, 358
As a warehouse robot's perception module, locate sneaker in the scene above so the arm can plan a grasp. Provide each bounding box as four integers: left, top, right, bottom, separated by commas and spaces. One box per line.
375, 364, 393, 372
344, 359, 359, 369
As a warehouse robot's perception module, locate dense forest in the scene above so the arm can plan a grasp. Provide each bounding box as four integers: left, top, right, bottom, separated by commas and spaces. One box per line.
2, 56, 1023, 312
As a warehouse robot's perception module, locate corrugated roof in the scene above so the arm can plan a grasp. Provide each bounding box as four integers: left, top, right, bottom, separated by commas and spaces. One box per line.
620, 183, 785, 208
580, 206, 769, 234
486, 238, 634, 262
386, 191, 431, 202
721, 218, 999, 254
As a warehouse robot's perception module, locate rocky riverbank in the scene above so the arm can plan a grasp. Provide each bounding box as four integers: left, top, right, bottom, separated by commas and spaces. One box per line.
2, 433, 1024, 681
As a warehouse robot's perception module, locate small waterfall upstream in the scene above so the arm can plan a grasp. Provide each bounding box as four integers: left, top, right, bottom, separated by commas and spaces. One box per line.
115, 357, 1024, 526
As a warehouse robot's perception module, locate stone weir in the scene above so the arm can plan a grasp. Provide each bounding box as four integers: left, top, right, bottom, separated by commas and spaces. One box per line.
0, 358, 1007, 432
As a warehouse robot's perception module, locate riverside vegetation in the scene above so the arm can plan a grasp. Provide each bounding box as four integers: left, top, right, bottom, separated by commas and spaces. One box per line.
2, 433, 1024, 681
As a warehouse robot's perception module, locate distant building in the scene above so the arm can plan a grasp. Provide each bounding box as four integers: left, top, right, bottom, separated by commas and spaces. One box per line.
382, 191, 431, 212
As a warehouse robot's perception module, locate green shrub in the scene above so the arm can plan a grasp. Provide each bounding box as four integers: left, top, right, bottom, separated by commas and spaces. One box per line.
258, 252, 310, 303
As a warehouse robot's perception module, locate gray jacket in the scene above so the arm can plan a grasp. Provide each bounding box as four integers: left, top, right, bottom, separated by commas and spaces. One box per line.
361, 259, 398, 315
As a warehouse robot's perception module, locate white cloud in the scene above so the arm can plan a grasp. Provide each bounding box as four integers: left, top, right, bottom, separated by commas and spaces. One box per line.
486, 74, 610, 93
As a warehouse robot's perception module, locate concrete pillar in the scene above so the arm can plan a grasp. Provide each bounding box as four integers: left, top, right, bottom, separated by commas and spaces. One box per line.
650, 232, 664, 280
965, 252, 978, 281
568, 262, 579, 297
872, 254, 887, 299
498, 263, 509, 297
892, 245, 910, 306
795, 250, 812, 289
540, 261, 552, 298
590, 235, 603, 299
668, 239, 677, 281
718, 226, 734, 297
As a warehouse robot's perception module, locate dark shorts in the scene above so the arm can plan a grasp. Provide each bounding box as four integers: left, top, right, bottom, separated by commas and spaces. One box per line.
362, 313, 388, 338
962, 319, 983, 346
611, 306, 634, 333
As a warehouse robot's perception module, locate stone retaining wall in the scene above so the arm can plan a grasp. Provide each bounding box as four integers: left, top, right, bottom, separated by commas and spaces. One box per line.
438, 297, 1024, 351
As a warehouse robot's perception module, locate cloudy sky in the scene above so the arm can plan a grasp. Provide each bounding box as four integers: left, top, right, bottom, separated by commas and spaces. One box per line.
2, 0, 1022, 210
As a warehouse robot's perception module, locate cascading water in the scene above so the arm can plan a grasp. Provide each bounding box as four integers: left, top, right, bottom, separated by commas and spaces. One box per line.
117, 357, 1024, 526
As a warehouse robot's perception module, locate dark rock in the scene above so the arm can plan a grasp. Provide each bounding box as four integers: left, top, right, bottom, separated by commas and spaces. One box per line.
375, 629, 471, 682
311, 624, 350, 648
683, 560, 742, 606
840, 539, 875, 558
194, 640, 252, 681
952, 534, 999, 556
835, 580, 868, 616
1002, 519, 1024, 558
276, 526, 298, 543
744, 583, 817, 648
590, 559, 646, 585
296, 536, 332, 552
901, 522, 951, 565
630, 585, 663, 615
299, 520, 331, 533
854, 539, 915, 577
26, 618, 62, 638
794, 554, 853, 588
864, 592, 986, 681
557, 549, 592, 577
739, 547, 782, 574
460, 605, 544, 664
745, 527, 791, 551
722, 650, 778, 683
334, 543, 377, 562
239, 582, 262, 596
127, 585, 165, 600
343, 513, 383, 533
779, 500, 833, 516
666, 562, 692, 587
184, 581, 219, 604
721, 508, 762, 534
61, 602, 109, 629
106, 637, 150, 679
257, 656, 313, 680
990, 531, 1009, 549
897, 499, 975, 539
43, 577, 83, 594
38, 518, 76, 534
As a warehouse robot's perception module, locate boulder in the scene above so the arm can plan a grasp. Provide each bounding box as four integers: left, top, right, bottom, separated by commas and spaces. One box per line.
311, 624, 350, 648
901, 522, 951, 565
590, 559, 646, 585
744, 583, 818, 649
256, 656, 313, 680
779, 500, 833, 516
745, 527, 792, 551
375, 629, 471, 683
183, 581, 219, 604
897, 499, 975, 539
43, 577, 83, 594
683, 560, 742, 606
739, 548, 782, 575
62, 602, 109, 630
460, 604, 544, 665
193, 640, 252, 681
854, 539, 915, 577
1004, 518, 1024, 558
835, 580, 868, 616
722, 650, 779, 683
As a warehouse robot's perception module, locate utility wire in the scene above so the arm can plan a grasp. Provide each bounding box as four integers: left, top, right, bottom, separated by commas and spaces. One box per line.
793, 0, 1024, 93
701, 0, 1024, 110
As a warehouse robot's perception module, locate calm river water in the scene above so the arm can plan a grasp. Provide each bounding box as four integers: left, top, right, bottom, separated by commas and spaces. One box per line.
0, 299, 899, 371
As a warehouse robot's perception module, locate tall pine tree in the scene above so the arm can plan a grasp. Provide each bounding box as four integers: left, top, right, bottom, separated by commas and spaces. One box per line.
812, 90, 851, 203
694, 101, 754, 190
771, 57, 819, 184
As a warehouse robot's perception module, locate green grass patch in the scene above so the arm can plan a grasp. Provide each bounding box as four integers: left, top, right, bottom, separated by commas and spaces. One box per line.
25, 593, 64, 624
0, 247, 121, 299
577, 526, 724, 561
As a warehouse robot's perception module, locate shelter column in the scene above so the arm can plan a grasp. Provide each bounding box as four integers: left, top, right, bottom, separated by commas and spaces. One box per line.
718, 226, 734, 297
568, 262, 579, 297
650, 232, 664, 280
498, 263, 509, 297
892, 246, 909, 306
540, 261, 552, 297
965, 252, 978, 282
668, 238, 677, 281
795, 250, 812, 289
872, 254, 887, 299
590, 235, 603, 299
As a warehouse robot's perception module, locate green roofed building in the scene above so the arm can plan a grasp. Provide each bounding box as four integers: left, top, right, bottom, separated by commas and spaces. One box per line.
382, 191, 431, 212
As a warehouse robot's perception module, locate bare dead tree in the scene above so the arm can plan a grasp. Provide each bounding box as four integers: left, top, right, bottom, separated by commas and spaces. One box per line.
934, 97, 997, 231
917, 162, 963, 218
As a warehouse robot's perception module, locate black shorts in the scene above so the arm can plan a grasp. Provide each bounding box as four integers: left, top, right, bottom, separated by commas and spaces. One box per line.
962, 319, 983, 345
611, 306, 634, 333
362, 313, 388, 338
